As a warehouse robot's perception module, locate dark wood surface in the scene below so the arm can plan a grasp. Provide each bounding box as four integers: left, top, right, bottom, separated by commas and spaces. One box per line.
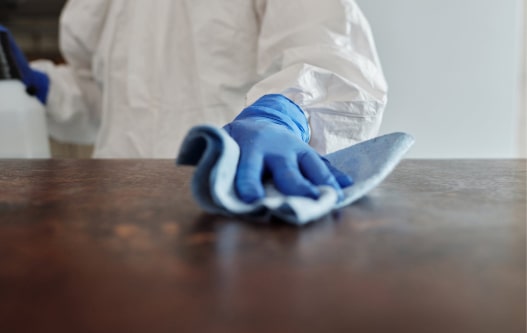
0, 159, 525, 333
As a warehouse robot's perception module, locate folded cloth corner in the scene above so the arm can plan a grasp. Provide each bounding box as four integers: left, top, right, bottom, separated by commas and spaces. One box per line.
176, 125, 414, 225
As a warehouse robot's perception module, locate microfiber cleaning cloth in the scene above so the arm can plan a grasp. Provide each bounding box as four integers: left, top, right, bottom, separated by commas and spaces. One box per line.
176, 125, 414, 225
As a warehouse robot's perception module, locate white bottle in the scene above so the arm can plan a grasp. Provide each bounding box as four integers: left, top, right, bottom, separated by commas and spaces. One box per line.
0, 80, 51, 158
0, 30, 50, 158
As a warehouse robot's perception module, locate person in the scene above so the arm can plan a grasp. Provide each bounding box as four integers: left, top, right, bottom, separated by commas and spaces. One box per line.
1, 0, 387, 203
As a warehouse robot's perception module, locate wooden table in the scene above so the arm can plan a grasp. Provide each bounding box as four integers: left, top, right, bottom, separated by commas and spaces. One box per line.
0, 159, 524, 333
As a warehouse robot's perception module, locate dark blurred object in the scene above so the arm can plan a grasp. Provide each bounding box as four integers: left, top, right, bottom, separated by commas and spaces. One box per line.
0, 0, 66, 61
0, 0, 65, 19
0, 0, 26, 10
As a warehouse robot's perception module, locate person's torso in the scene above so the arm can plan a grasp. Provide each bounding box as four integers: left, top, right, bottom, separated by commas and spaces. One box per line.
90, 0, 263, 157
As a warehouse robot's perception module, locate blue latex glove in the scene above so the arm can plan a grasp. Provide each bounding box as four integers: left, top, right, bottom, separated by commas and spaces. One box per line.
0, 25, 49, 104
223, 94, 353, 203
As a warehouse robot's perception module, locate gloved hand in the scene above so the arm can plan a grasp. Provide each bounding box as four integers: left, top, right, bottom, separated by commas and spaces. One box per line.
0, 25, 49, 104
223, 94, 353, 203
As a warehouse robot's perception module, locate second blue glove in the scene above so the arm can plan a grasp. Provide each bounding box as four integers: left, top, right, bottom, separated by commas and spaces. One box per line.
0, 25, 49, 104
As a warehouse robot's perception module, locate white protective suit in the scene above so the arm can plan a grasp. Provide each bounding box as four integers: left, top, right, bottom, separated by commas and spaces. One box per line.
33, 0, 387, 158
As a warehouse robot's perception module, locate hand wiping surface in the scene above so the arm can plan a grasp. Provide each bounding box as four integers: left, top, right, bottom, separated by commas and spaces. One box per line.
176, 125, 414, 225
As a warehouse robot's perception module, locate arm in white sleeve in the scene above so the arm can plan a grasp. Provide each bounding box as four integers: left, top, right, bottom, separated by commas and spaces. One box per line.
248, 0, 388, 154
31, 0, 110, 144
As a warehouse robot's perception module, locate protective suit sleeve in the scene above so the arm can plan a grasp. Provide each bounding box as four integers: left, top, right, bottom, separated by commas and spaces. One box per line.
248, 0, 388, 154
30, 0, 110, 144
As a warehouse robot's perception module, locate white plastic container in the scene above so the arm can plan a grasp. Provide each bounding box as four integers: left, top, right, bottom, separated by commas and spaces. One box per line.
0, 80, 51, 158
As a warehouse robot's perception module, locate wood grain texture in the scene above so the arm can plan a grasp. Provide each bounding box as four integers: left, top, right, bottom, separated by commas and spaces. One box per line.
0, 159, 525, 333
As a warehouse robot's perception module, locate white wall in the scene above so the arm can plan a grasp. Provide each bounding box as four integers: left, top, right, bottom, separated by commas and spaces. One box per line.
520, 0, 527, 157
356, 0, 524, 158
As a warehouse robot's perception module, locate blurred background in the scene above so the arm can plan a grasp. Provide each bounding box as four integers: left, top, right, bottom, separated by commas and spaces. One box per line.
0, 0, 64, 61
1, 0, 525, 158
0, 0, 92, 157
357, 0, 525, 158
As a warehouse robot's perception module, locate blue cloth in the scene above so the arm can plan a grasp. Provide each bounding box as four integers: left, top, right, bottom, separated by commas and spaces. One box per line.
177, 125, 414, 225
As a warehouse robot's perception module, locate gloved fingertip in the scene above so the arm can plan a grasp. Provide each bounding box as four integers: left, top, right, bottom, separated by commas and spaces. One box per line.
241, 194, 263, 204
307, 186, 321, 200
237, 185, 265, 204
337, 174, 354, 188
